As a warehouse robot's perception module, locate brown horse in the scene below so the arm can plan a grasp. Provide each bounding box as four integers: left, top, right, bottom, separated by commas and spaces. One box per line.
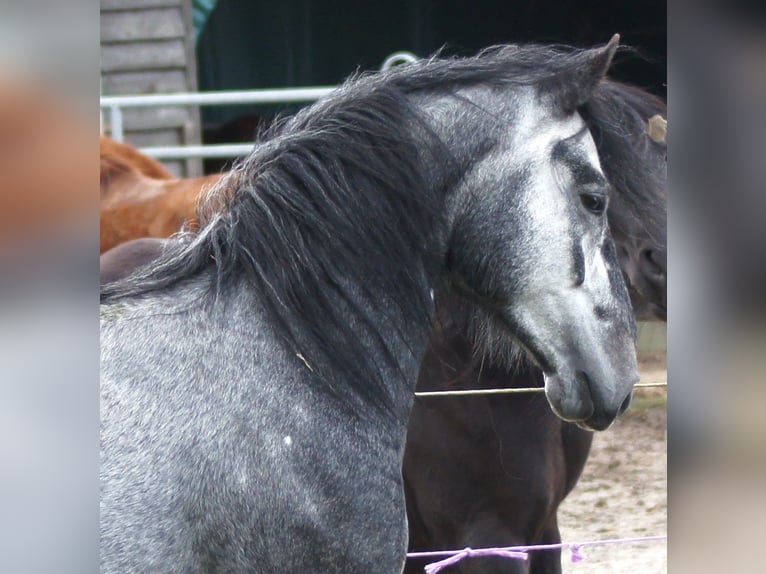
99, 135, 223, 253
100, 135, 175, 181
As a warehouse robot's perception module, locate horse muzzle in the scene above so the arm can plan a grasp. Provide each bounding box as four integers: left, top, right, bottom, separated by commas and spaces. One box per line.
544, 368, 639, 431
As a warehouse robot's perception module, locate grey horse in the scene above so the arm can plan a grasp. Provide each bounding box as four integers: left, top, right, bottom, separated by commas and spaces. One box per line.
101, 37, 637, 573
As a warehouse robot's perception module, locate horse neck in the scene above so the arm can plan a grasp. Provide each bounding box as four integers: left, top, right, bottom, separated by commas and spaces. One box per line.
224, 265, 437, 426
201, 115, 465, 421
330, 101, 505, 413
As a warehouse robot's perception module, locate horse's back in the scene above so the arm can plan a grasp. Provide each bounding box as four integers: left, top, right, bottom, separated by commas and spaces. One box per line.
100, 283, 408, 572
99, 237, 168, 284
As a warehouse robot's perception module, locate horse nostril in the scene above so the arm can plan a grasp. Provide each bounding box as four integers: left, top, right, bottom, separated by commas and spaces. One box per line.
616, 244, 631, 268
618, 392, 633, 416
574, 370, 596, 419
640, 248, 666, 286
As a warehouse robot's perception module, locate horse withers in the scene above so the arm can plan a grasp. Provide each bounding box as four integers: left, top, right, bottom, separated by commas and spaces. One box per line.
101, 37, 637, 573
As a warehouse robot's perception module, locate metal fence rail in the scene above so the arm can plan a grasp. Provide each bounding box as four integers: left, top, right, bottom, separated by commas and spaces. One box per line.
100, 87, 336, 144
100, 51, 419, 156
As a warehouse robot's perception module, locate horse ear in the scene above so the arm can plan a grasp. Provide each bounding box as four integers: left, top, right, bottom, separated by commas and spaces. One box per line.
549, 34, 620, 114
647, 114, 667, 143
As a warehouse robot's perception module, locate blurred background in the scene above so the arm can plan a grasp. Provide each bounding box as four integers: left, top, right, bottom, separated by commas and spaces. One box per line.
668, 2, 766, 573
0, 2, 99, 573
0, 0, 764, 572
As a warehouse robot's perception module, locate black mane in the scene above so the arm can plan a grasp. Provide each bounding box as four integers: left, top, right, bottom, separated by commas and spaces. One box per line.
581, 80, 667, 243
102, 83, 446, 416
101, 42, 635, 414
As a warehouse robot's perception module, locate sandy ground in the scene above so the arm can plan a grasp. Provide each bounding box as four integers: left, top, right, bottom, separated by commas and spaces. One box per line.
558, 352, 667, 574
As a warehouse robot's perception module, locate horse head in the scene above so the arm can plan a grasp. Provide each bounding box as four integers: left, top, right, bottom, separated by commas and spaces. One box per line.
439, 36, 638, 430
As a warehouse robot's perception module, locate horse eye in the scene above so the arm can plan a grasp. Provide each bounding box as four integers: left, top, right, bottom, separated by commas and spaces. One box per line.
580, 193, 607, 215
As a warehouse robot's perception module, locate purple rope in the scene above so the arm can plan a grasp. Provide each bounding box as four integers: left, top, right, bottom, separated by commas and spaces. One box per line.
423, 548, 528, 574
570, 544, 585, 563
408, 535, 666, 572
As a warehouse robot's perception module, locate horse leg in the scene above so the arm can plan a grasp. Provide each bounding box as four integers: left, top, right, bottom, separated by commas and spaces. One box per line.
448, 517, 531, 574
528, 519, 563, 574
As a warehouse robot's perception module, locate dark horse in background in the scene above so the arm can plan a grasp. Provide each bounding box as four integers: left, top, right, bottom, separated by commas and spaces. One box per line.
101, 38, 639, 573
404, 81, 666, 574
